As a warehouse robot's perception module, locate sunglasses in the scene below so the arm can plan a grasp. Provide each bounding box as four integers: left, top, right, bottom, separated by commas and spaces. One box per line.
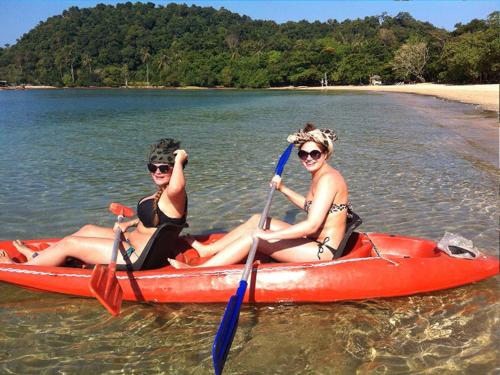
298, 149, 323, 161
147, 163, 172, 173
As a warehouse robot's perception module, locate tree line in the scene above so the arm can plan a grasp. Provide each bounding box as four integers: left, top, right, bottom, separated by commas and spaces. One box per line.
0, 2, 498, 87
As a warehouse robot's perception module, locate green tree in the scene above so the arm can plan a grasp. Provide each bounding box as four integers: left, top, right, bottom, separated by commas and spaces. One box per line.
0, 3, 495, 87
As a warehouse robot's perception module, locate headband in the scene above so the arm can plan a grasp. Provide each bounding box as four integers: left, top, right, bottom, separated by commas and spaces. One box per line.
287, 128, 338, 157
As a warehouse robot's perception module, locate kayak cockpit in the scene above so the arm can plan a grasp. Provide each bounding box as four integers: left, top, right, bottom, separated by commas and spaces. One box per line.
0, 231, 450, 271
367, 233, 442, 258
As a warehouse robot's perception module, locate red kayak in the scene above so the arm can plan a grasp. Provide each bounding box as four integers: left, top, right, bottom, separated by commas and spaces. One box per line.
0, 231, 497, 303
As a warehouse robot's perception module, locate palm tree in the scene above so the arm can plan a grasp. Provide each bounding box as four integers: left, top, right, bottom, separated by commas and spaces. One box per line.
140, 47, 151, 84
121, 64, 129, 88
82, 53, 92, 74
225, 33, 239, 60
157, 52, 168, 84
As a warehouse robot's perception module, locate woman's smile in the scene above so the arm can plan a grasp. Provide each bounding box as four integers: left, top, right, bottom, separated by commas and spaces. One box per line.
152, 172, 171, 184
304, 159, 317, 167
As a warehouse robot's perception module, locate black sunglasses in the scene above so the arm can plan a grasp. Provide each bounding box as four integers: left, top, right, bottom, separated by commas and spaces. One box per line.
298, 149, 322, 161
147, 163, 172, 173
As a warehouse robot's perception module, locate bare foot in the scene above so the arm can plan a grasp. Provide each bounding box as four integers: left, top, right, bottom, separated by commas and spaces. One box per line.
13, 240, 36, 259
168, 258, 193, 269
181, 234, 210, 256
0, 250, 14, 264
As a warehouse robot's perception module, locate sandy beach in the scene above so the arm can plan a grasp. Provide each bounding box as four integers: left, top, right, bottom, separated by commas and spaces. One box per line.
295, 83, 499, 113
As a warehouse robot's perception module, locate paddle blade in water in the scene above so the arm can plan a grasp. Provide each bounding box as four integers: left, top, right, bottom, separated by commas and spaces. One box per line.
89, 264, 123, 316
212, 281, 247, 375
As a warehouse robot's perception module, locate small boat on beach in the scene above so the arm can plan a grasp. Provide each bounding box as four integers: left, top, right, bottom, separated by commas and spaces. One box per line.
0, 231, 497, 304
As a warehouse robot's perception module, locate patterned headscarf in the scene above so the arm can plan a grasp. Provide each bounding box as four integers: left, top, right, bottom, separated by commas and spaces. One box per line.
287, 128, 338, 157
147, 138, 180, 165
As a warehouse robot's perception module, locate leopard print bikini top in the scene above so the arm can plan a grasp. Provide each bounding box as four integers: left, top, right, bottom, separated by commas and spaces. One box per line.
304, 200, 350, 214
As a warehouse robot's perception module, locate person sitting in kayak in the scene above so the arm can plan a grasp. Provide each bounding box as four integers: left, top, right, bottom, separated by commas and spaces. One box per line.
0, 138, 188, 267
169, 123, 349, 269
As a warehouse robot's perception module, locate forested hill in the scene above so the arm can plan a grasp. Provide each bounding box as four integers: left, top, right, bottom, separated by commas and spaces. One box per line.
0, 2, 498, 87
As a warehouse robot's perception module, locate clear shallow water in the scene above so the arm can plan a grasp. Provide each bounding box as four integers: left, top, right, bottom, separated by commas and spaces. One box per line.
0, 89, 498, 373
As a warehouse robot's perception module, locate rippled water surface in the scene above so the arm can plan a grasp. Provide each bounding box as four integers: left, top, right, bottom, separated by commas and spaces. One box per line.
0, 89, 498, 374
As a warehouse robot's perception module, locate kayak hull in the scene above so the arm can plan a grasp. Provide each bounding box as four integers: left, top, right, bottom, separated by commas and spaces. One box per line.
0, 233, 498, 303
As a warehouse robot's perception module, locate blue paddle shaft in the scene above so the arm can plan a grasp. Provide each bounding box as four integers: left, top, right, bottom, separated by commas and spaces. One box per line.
241, 143, 293, 282
212, 144, 294, 375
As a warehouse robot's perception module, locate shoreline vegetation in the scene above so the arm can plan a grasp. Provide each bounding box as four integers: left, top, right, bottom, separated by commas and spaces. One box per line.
2, 83, 498, 113
1, 4, 499, 94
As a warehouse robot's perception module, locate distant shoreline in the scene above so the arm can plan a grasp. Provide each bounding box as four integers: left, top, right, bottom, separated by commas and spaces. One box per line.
288, 83, 500, 113
2, 83, 498, 113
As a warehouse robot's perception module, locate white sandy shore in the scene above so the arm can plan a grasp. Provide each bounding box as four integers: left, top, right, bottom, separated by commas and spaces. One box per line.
289, 83, 499, 113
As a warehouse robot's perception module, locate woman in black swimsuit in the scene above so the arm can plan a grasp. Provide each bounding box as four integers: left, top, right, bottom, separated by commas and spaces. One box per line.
0, 138, 188, 266
170, 123, 349, 269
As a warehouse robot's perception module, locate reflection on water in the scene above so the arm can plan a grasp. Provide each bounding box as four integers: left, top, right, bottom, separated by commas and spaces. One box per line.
0, 89, 498, 373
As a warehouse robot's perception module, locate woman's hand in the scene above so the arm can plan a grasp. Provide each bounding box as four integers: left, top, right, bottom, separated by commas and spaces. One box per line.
113, 222, 129, 233
253, 229, 280, 243
114, 219, 137, 233
271, 175, 282, 191
174, 149, 188, 166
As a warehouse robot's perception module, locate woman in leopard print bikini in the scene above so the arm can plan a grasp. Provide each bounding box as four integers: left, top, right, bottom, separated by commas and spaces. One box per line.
170, 123, 350, 268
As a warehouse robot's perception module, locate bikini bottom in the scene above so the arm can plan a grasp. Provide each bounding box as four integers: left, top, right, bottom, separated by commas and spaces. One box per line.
312, 237, 337, 260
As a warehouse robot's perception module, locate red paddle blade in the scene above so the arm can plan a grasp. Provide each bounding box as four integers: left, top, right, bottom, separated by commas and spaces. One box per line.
89, 264, 123, 316
109, 203, 135, 218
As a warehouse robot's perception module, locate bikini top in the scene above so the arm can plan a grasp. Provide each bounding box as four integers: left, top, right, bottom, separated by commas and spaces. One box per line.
304, 200, 350, 214
137, 196, 187, 228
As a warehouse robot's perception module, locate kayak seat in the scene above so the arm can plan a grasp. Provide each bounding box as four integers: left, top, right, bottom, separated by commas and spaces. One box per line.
116, 222, 188, 271
333, 211, 363, 259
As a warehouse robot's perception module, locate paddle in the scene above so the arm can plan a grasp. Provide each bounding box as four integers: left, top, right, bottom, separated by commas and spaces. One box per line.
212, 144, 294, 375
89, 202, 135, 316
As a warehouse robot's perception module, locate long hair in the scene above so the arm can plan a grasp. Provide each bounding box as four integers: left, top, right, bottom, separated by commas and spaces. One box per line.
152, 186, 165, 227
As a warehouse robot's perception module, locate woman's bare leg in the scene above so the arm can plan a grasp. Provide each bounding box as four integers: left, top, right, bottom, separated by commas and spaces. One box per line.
183, 214, 261, 256
186, 215, 290, 257
19, 236, 130, 267
171, 218, 334, 268
257, 238, 333, 262
71, 224, 115, 239
172, 232, 255, 268
13, 240, 37, 259
12, 224, 115, 261
171, 218, 296, 268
